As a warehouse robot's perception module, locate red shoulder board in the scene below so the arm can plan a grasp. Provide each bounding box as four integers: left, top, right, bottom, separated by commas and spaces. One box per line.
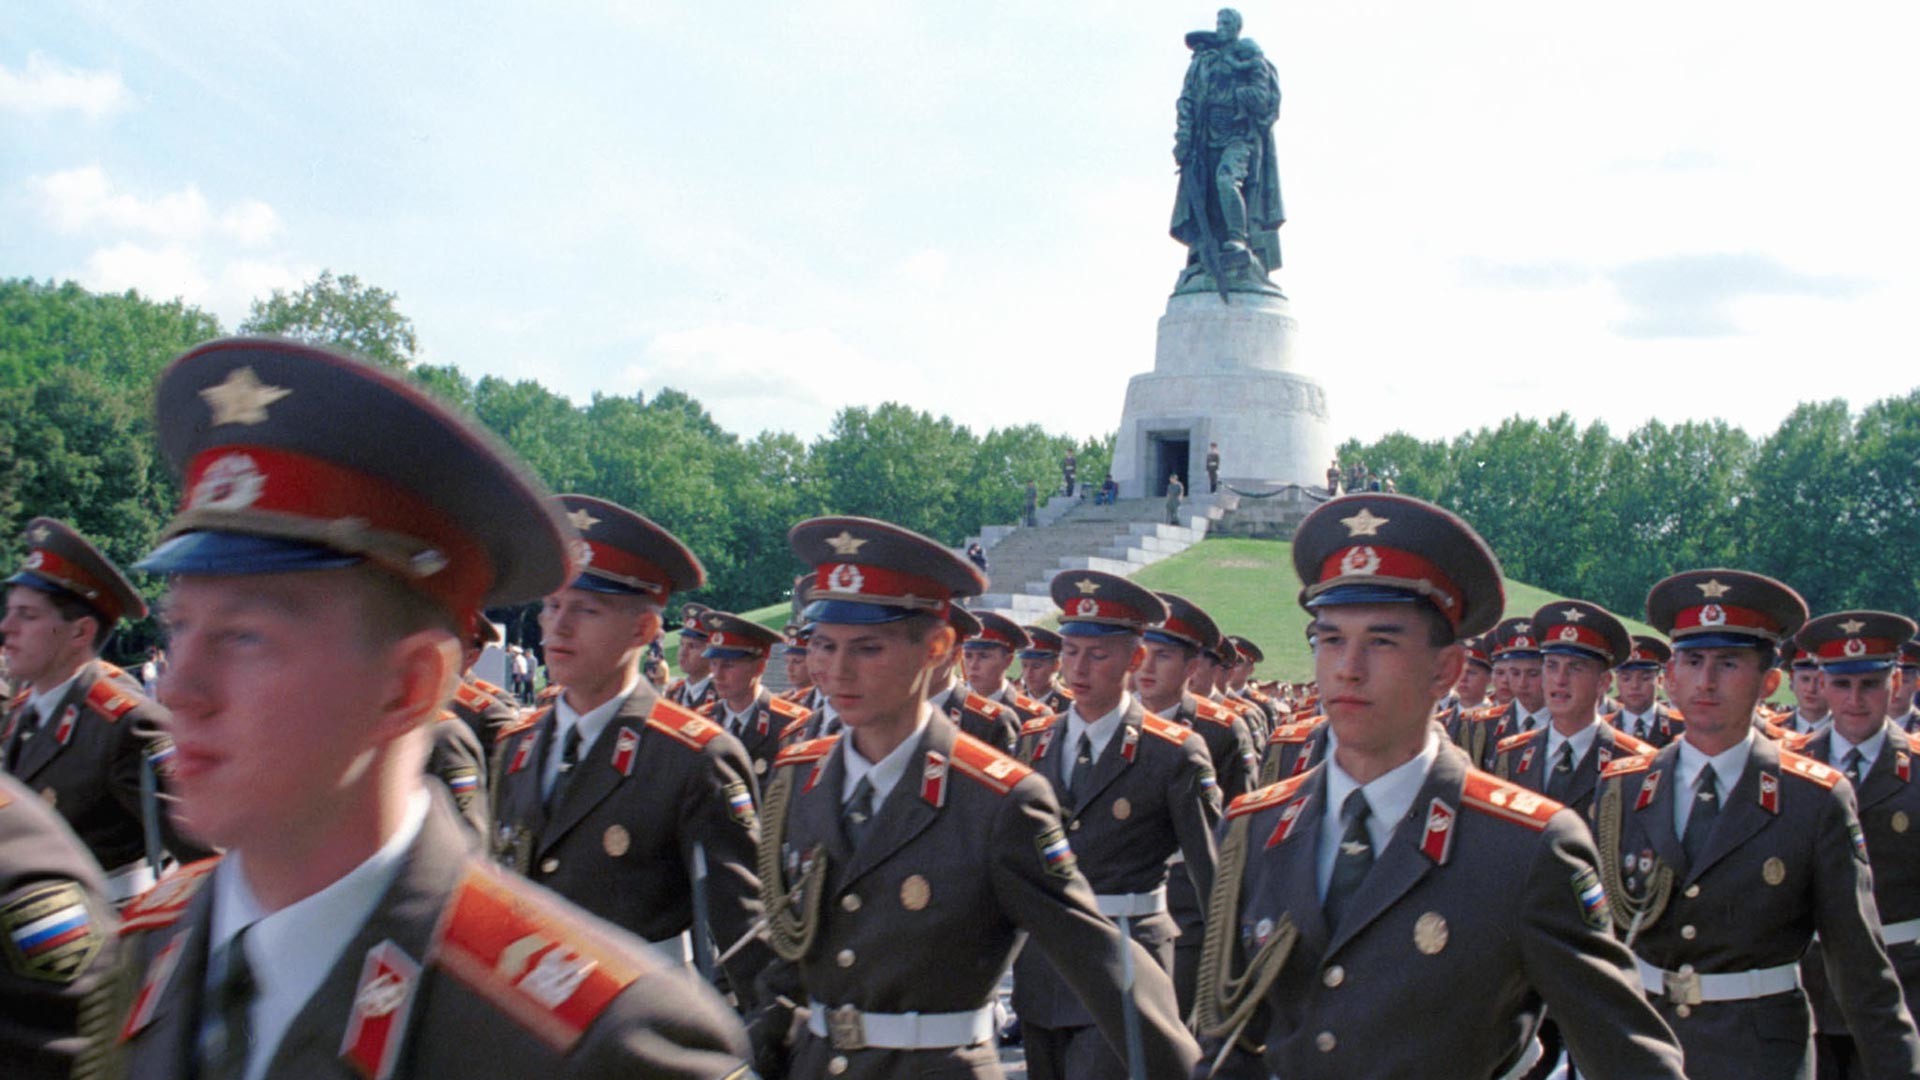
1495, 731, 1534, 753
1779, 750, 1840, 789
1012, 692, 1048, 715
433, 864, 643, 1052
1601, 754, 1653, 779
119, 858, 222, 934
454, 682, 496, 712
695, 699, 719, 718
643, 701, 724, 751
779, 714, 812, 740
775, 736, 838, 767
84, 678, 140, 721
1227, 772, 1311, 820
1021, 714, 1056, 737
1268, 720, 1318, 745
1459, 770, 1563, 831
1779, 730, 1815, 752
98, 662, 126, 678
1191, 698, 1233, 727
536, 684, 562, 702
1666, 706, 1686, 722
1141, 712, 1192, 745
767, 694, 808, 721
1612, 731, 1657, 757
948, 733, 1032, 794
1907, 731, 1920, 754
965, 693, 1003, 720
9, 690, 29, 712
473, 678, 507, 697
493, 710, 544, 744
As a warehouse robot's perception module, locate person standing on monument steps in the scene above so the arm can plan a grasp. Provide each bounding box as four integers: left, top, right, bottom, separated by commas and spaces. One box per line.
1206, 442, 1221, 493
1166, 472, 1185, 525
1062, 450, 1078, 498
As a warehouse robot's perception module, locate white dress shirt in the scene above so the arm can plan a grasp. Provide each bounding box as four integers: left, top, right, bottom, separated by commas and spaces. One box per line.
1064, 693, 1132, 765
1317, 730, 1440, 899
840, 710, 931, 808
544, 675, 638, 799
1545, 719, 1602, 773
1675, 730, 1755, 834
25, 671, 81, 727
206, 789, 429, 1080
1830, 721, 1890, 779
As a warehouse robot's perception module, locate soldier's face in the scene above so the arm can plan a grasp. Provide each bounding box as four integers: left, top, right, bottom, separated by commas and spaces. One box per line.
1186, 660, 1219, 696
709, 654, 763, 706
1312, 605, 1463, 758
1790, 667, 1827, 715
1454, 662, 1491, 704
1825, 668, 1896, 744
1615, 667, 1658, 713
1490, 661, 1514, 704
538, 587, 657, 689
1134, 640, 1198, 709
962, 644, 1013, 693
1509, 659, 1545, 711
1542, 653, 1609, 728
808, 620, 951, 727
1895, 668, 1919, 717
1, 585, 91, 685
784, 650, 812, 688
1059, 634, 1144, 715
1669, 646, 1780, 749
1021, 656, 1058, 692
677, 633, 711, 679
157, 571, 449, 852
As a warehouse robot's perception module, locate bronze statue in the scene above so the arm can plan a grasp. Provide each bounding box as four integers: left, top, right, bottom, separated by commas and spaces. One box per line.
1171, 8, 1285, 299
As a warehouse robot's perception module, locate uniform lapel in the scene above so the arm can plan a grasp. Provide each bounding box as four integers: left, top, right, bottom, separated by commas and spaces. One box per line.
502, 712, 556, 839
1072, 699, 1141, 812
1637, 742, 1686, 872
1322, 744, 1452, 957
1686, 737, 1778, 884
1854, 731, 1907, 812
262, 796, 469, 1077
836, 716, 947, 889
124, 875, 216, 1079
1565, 729, 1606, 808
12, 665, 91, 781
540, 688, 651, 851
1255, 766, 1330, 959
798, 740, 853, 879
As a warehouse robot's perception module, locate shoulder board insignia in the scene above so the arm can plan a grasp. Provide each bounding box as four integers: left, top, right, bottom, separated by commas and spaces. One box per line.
1268, 720, 1317, 745
1141, 712, 1191, 745
493, 710, 544, 744
1601, 754, 1654, 779
473, 678, 508, 696
84, 679, 139, 721
536, 684, 562, 702
964, 693, 1003, 719
1611, 731, 1658, 757
948, 733, 1033, 794
1599, 710, 1622, 727
778, 714, 812, 740
8, 690, 27, 712
1665, 706, 1685, 722
1012, 692, 1047, 715
643, 702, 723, 751
98, 662, 126, 678
1460, 770, 1562, 831
1191, 698, 1234, 727
1779, 730, 1815, 752
433, 864, 644, 1052
119, 858, 222, 934
1779, 750, 1840, 789
1495, 731, 1534, 753
767, 694, 808, 720
1227, 772, 1312, 820
695, 700, 719, 718
1021, 714, 1056, 736
454, 682, 495, 712
775, 736, 838, 767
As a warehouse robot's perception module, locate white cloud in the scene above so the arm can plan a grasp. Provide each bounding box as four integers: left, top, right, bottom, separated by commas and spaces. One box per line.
0, 53, 128, 117
32, 166, 212, 239
218, 200, 283, 247
79, 243, 209, 302
899, 249, 949, 284
620, 325, 891, 437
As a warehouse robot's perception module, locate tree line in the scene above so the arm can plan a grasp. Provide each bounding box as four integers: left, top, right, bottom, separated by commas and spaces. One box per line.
0, 275, 1110, 656
1338, 398, 1920, 622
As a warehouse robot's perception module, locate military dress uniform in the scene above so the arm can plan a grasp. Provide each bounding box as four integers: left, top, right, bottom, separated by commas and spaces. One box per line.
695, 611, 811, 780
426, 711, 489, 839
1017, 626, 1075, 716
119, 336, 755, 1077
929, 681, 1023, 755
491, 495, 769, 1000
0, 770, 117, 1080
962, 612, 1052, 719
1259, 713, 1327, 785
755, 516, 1199, 1079
1199, 495, 1685, 1079
1594, 572, 1920, 1080
1435, 634, 1493, 748
451, 675, 521, 761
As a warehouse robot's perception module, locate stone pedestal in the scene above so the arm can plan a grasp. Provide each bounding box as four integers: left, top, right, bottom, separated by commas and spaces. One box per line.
1112, 291, 1332, 499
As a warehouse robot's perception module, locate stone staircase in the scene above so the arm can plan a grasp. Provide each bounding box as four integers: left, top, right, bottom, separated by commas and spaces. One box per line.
963, 491, 1241, 621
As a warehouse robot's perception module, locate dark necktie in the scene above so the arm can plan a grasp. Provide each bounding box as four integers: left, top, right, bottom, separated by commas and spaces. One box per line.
1681, 768, 1720, 866
1323, 790, 1374, 930
1842, 748, 1865, 789
546, 724, 583, 813
4, 711, 37, 772
1521, 712, 1537, 733
1068, 733, 1095, 803
1547, 742, 1577, 801
1634, 714, 1651, 740
198, 926, 257, 1080
842, 776, 876, 849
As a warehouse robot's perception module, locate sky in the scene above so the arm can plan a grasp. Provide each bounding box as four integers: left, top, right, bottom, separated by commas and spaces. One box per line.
6, 1, 1918, 448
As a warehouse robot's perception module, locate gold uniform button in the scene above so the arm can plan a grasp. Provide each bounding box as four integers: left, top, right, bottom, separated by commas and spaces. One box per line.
540, 857, 560, 874
828, 1055, 849, 1075
1684, 885, 1700, 899
836, 949, 856, 968
1070, 820, 1082, 832
1679, 964, 1695, 975
1676, 1004, 1692, 1019
1316, 1031, 1337, 1053
1322, 965, 1345, 988
841, 894, 862, 913
1680, 925, 1697, 940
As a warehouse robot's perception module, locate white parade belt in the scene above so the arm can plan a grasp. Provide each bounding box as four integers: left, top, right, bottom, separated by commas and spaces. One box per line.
1636, 958, 1800, 1004
648, 930, 693, 967
1883, 917, 1920, 947
807, 1001, 996, 1050
1095, 884, 1168, 918
105, 860, 159, 905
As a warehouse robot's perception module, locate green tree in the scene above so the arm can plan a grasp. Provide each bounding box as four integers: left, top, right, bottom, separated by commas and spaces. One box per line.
813, 404, 979, 542
0, 278, 220, 392
238, 270, 419, 370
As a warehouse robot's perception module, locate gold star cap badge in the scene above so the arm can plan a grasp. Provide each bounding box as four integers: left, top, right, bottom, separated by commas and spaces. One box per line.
1340, 507, 1389, 537
1696, 578, 1733, 599
1074, 578, 1101, 595
26, 524, 49, 545
200, 365, 292, 426
825, 530, 867, 556
1838, 618, 1867, 635
1562, 607, 1587, 623
567, 508, 601, 532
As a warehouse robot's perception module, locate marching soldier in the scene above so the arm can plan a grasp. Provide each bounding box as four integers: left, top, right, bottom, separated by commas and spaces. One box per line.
779, 624, 825, 713
2, 518, 205, 905
450, 619, 522, 754
0, 770, 118, 1079
1435, 633, 1493, 750
1012, 570, 1220, 1080
119, 337, 749, 1076
1897, 640, 1920, 733
1493, 600, 1657, 817
1019, 626, 1074, 714
696, 610, 809, 780
1466, 616, 1551, 767
1780, 643, 1834, 737
1792, 611, 1920, 1078
1594, 570, 1920, 1080
961, 612, 1051, 719
490, 495, 771, 1000
666, 602, 718, 711
1610, 635, 1685, 748
926, 606, 1021, 753
1196, 494, 1687, 1079
425, 709, 489, 840
1224, 636, 1278, 739
753, 516, 1200, 1079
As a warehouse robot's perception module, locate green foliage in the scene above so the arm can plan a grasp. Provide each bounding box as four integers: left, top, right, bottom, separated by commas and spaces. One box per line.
238, 270, 418, 370
0, 278, 220, 393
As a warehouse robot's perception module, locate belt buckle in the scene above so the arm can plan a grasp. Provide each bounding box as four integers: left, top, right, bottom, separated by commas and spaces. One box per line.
1664, 969, 1702, 1007
827, 1005, 867, 1051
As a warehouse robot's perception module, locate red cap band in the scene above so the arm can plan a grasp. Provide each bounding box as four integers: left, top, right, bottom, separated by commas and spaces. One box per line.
18, 547, 121, 622
1318, 545, 1466, 626
1061, 596, 1148, 626
813, 562, 953, 613
1671, 603, 1782, 638
707, 630, 767, 656
968, 626, 1019, 648
1814, 637, 1900, 662
579, 538, 673, 596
